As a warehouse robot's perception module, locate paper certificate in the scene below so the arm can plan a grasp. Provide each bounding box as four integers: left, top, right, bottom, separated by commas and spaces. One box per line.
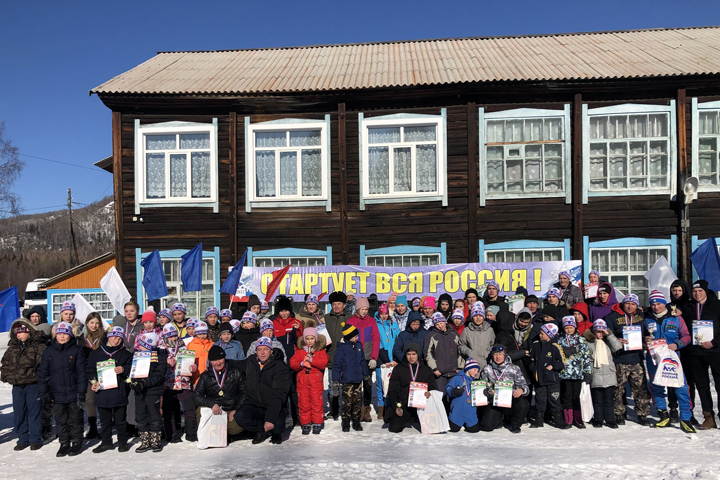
623, 325, 642, 351
471, 380, 488, 407
693, 320, 714, 345
316, 324, 332, 345
408, 382, 428, 409
130, 351, 152, 379
176, 350, 196, 377
507, 295, 525, 315
97, 360, 117, 390
493, 380, 514, 408
585, 283, 598, 298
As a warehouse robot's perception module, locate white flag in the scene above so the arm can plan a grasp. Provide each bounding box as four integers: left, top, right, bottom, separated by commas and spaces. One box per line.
644, 256, 677, 301
71, 293, 111, 330
100, 266, 131, 316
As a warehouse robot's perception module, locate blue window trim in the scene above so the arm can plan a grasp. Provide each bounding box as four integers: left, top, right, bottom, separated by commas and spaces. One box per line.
582, 102, 677, 204
247, 247, 332, 266
359, 244, 447, 266
583, 236, 677, 282
135, 247, 221, 312
478, 239, 570, 262
358, 111, 448, 211
478, 106, 572, 206
46, 288, 116, 324
691, 98, 720, 192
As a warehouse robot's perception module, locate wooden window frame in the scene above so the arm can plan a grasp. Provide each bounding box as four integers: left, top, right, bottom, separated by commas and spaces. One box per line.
691, 99, 720, 192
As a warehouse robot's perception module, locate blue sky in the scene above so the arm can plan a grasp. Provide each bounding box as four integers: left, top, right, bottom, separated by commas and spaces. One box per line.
1, 0, 718, 214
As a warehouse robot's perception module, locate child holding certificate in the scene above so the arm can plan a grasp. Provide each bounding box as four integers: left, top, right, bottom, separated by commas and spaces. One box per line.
479, 345, 530, 434
131, 332, 168, 453
445, 358, 482, 433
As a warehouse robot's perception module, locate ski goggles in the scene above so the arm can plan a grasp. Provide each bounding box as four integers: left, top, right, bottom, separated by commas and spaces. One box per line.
491, 345, 505, 353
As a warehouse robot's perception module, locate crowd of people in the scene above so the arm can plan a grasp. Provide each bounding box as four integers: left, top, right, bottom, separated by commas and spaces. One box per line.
2, 270, 720, 456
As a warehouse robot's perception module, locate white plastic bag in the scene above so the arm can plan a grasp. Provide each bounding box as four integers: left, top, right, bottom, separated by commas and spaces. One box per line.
197, 407, 227, 449
580, 382, 594, 423
417, 390, 450, 434
380, 365, 394, 393
650, 343, 685, 389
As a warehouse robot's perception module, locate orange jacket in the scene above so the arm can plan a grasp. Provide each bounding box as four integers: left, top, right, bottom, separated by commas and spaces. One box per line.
187, 337, 213, 385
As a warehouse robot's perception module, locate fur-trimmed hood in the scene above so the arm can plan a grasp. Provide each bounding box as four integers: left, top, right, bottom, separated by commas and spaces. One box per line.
296, 330, 327, 352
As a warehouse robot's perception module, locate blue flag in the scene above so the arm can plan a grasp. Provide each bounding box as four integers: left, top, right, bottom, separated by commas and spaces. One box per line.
220, 248, 248, 296
691, 237, 720, 291
0, 286, 21, 333
141, 250, 168, 301
181, 243, 203, 292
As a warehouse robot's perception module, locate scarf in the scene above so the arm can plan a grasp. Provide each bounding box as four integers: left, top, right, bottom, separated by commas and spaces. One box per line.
594, 338, 611, 368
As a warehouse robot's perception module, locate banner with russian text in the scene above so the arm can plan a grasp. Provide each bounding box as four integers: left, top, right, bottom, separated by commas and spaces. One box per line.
233, 260, 582, 301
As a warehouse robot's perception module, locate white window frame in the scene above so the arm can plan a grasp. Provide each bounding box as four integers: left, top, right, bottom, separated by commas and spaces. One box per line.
691, 99, 720, 191
479, 106, 571, 206
134, 120, 218, 215
484, 248, 564, 263
582, 102, 677, 203
48, 290, 117, 323
245, 117, 331, 212
365, 253, 442, 267
359, 111, 447, 210
479, 239, 570, 263
252, 256, 328, 268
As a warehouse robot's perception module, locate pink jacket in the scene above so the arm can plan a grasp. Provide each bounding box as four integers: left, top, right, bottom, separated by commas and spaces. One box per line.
347, 313, 380, 361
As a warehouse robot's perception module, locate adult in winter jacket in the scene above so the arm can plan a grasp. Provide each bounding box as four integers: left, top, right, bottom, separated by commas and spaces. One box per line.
446, 359, 483, 432
271, 296, 303, 364
679, 279, 720, 429
247, 319, 287, 362
479, 345, 530, 434
38, 322, 87, 457
458, 303, 495, 369
25, 305, 52, 337
544, 288, 570, 320
87, 327, 134, 453
346, 297, 380, 421
295, 294, 325, 328
589, 282, 619, 323
583, 320, 622, 428
374, 304, 400, 419
482, 281, 509, 313
384, 343, 437, 433
529, 323, 566, 429
1, 319, 47, 451
325, 291, 349, 420
643, 291, 696, 433
553, 270, 583, 307
235, 340, 292, 445
393, 295, 410, 331
289, 327, 329, 434
669, 279, 692, 315
77, 312, 105, 440
131, 332, 168, 453
558, 316, 592, 428
393, 312, 428, 363
494, 308, 532, 384
424, 312, 464, 392
112, 299, 144, 352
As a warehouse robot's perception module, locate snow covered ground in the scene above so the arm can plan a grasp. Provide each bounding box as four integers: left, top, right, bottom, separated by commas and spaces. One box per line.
1, 331, 720, 480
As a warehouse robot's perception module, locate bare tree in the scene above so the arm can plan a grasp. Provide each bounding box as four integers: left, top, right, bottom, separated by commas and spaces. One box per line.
0, 121, 25, 218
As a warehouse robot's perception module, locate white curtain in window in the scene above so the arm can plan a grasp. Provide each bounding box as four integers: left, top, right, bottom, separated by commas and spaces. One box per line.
180, 133, 210, 149
170, 154, 187, 197
255, 151, 276, 197
700, 111, 719, 135
368, 127, 400, 144
191, 152, 211, 198
290, 130, 321, 147
146, 134, 175, 150
416, 144, 436, 192
393, 147, 411, 192
280, 152, 298, 196
301, 149, 322, 196
368, 147, 389, 194
405, 126, 436, 142
146, 153, 166, 198
256, 132, 286, 148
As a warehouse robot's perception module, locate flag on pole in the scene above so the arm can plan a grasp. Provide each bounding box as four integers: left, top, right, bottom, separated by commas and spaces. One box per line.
100, 266, 131, 316
181, 243, 203, 292
691, 237, 720, 291
141, 250, 168, 301
0, 286, 21, 333
220, 248, 248, 296
644, 256, 678, 302
265, 265, 291, 302
71, 293, 111, 330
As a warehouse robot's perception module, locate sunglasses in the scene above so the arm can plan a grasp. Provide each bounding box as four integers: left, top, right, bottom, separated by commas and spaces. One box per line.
491, 346, 505, 353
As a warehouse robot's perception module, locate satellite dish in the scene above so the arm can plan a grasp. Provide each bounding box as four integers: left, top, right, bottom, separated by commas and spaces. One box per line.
684, 177, 699, 204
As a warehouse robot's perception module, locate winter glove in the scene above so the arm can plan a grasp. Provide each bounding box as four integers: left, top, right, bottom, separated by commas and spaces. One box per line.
583, 373, 592, 385
368, 359, 377, 370
77, 393, 86, 410
332, 381, 340, 398
450, 386, 464, 397
39, 392, 52, 405
132, 379, 146, 394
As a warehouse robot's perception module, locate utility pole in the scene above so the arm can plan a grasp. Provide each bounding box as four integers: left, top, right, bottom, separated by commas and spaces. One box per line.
67, 188, 77, 267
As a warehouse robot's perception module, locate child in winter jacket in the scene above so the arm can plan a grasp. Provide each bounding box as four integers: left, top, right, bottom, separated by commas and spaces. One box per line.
393, 312, 428, 363
332, 325, 368, 432
130, 332, 168, 453
458, 303, 495, 370
529, 323, 566, 429
290, 326, 329, 435
235, 311, 262, 353
1, 319, 47, 451
424, 312, 464, 393
558, 316, 593, 428
247, 319, 287, 363
445, 359, 482, 432
38, 321, 87, 457
584, 320, 622, 429
214, 323, 245, 361
160, 323, 196, 443
133, 307, 166, 350
375, 304, 400, 420
346, 296, 380, 422
87, 326, 133, 453
187, 321, 213, 386
449, 308, 466, 336
479, 345, 531, 434
569, 303, 593, 335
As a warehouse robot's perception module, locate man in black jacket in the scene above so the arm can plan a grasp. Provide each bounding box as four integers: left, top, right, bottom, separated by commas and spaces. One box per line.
235, 337, 291, 445
325, 291, 349, 421
193, 346, 246, 438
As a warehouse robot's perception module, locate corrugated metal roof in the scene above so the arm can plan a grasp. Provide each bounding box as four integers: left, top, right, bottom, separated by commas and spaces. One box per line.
91, 26, 720, 95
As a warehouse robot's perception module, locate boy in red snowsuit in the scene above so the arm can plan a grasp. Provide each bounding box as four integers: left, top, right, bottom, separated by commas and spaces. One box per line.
290, 327, 328, 435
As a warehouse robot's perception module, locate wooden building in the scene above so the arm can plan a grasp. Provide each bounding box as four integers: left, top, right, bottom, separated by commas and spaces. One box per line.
91, 26, 720, 313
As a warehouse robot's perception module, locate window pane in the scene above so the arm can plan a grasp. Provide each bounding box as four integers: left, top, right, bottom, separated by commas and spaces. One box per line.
698, 138, 718, 186
544, 118, 563, 141
506, 160, 523, 192
255, 151, 276, 197
700, 111, 719, 135
146, 153, 166, 199
170, 154, 187, 197
505, 120, 524, 142
368, 147, 390, 194
255, 132, 286, 148
301, 149, 322, 197
546, 250, 562, 262
146, 134, 176, 150
590, 117, 607, 140
368, 127, 400, 144
649, 114, 668, 137
487, 121, 504, 143
507, 251, 524, 263
526, 250, 543, 262
290, 130, 321, 147
393, 147, 411, 192
191, 152, 211, 198
486, 252, 504, 263
279, 152, 298, 196
416, 145, 437, 192
404, 126, 436, 142
180, 133, 210, 149
525, 119, 543, 142
404, 256, 420, 267
202, 259, 213, 281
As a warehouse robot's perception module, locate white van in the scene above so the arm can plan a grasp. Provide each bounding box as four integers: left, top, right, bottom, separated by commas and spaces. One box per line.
24, 278, 49, 310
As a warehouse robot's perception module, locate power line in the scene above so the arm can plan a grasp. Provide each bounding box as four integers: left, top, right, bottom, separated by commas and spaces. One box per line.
19, 153, 100, 172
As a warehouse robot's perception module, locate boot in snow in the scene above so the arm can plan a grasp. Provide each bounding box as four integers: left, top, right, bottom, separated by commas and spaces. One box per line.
637, 415, 648, 426
301, 425, 312, 435
377, 406, 384, 420
554, 410, 570, 429
680, 419, 697, 434
135, 432, 152, 453
352, 418, 364, 431
655, 410, 671, 428
573, 409, 586, 429
56, 443, 71, 457
669, 408, 679, 424
85, 417, 99, 439
118, 442, 130, 453
698, 411, 717, 430
92, 443, 114, 454
184, 417, 198, 442
252, 431, 271, 444
615, 414, 626, 426
151, 432, 163, 452
312, 424, 322, 435
530, 412, 544, 429
341, 419, 350, 432
270, 433, 283, 445
362, 406, 373, 422
68, 441, 83, 456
